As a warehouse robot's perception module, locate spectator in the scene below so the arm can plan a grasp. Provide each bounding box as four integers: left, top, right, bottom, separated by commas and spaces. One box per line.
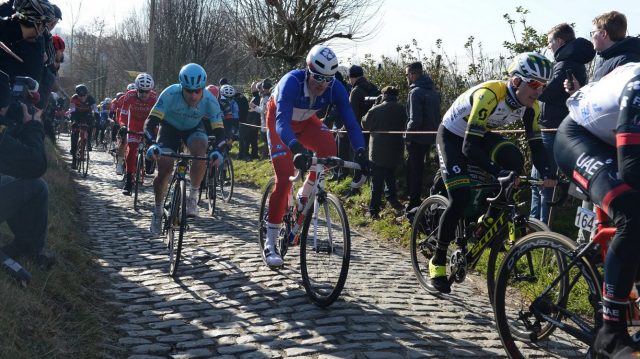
244, 82, 261, 160
235, 90, 249, 159
255, 78, 273, 159
0, 71, 54, 269
219, 77, 229, 86
323, 71, 351, 181
590, 11, 640, 82
404, 61, 441, 214
362, 86, 406, 218
348, 64, 379, 149
530, 23, 595, 224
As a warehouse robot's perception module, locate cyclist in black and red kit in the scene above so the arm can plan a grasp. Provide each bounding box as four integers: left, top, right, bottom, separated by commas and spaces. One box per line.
555, 62, 640, 358
69, 84, 98, 169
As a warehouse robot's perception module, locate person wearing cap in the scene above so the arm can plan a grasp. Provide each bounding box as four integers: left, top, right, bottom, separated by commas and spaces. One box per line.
361, 86, 406, 219
243, 81, 261, 160
348, 64, 379, 149
261, 45, 370, 267
254, 78, 272, 159
0, 70, 54, 269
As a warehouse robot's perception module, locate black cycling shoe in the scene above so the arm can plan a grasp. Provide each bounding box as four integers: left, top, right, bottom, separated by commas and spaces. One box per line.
122, 174, 133, 196
426, 276, 451, 294
594, 328, 640, 358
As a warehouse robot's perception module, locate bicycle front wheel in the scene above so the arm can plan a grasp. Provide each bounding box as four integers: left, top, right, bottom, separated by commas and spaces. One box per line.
82, 138, 90, 177
167, 179, 187, 277
208, 165, 217, 216
218, 157, 234, 202
494, 231, 600, 358
486, 217, 549, 305
300, 193, 350, 307
258, 177, 275, 264
133, 150, 144, 211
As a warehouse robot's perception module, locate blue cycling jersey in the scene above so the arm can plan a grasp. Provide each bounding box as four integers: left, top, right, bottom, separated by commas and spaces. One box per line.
272, 69, 365, 150
150, 84, 223, 131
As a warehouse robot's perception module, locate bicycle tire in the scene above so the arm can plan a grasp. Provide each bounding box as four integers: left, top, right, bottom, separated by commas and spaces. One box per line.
133, 150, 144, 211
409, 195, 463, 294
300, 193, 351, 307
494, 231, 600, 358
82, 137, 90, 177
208, 165, 217, 216
258, 177, 275, 265
486, 218, 549, 305
168, 179, 187, 277
218, 157, 234, 202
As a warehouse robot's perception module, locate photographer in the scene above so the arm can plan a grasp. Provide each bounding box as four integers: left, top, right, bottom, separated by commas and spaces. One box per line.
0, 71, 52, 269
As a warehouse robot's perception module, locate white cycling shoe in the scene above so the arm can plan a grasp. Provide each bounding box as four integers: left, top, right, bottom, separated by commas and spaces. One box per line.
186, 197, 198, 217
149, 211, 162, 236
263, 245, 283, 267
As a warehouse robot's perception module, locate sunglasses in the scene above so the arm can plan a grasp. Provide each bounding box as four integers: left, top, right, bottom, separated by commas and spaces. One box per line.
522, 78, 546, 90
184, 88, 202, 94
309, 71, 334, 83
137, 89, 150, 94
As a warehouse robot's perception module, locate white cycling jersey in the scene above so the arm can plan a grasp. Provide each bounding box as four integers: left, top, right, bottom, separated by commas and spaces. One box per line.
567, 62, 640, 146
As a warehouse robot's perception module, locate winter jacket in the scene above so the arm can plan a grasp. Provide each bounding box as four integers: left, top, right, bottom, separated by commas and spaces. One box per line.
349, 77, 379, 124
592, 36, 640, 81
362, 96, 406, 168
538, 37, 595, 128
405, 74, 441, 145
0, 120, 47, 178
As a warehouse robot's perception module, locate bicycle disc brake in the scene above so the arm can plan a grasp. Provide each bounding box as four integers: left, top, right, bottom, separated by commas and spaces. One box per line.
449, 249, 467, 283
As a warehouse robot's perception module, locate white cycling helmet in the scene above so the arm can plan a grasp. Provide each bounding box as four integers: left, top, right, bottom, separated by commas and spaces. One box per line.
126, 83, 137, 91
103, 97, 111, 104
306, 45, 339, 76
507, 52, 553, 82
134, 73, 154, 91
220, 84, 236, 98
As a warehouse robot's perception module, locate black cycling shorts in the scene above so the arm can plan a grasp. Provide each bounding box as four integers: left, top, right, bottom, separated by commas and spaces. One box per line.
555, 118, 634, 214
156, 122, 208, 153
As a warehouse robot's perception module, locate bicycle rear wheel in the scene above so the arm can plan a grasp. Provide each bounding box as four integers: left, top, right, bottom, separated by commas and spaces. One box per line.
167, 179, 187, 277
486, 218, 549, 305
258, 177, 274, 264
494, 232, 600, 358
218, 157, 234, 202
300, 193, 350, 307
133, 150, 144, 211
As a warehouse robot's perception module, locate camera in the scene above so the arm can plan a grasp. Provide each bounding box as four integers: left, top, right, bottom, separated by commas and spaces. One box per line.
4, 76, 39, 126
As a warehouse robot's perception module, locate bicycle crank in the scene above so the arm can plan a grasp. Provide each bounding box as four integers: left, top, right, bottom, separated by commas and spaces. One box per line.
448, 249, 467, 283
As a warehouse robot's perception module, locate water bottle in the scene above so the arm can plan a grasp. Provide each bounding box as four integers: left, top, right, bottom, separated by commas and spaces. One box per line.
0, 250, 31, 287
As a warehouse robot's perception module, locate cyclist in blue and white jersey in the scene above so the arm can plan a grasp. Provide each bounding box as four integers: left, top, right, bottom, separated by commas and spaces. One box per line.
144, 63, 226, 235
262, 45, 371, 267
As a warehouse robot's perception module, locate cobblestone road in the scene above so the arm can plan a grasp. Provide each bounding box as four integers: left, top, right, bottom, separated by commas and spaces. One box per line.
59, 135, 576, 359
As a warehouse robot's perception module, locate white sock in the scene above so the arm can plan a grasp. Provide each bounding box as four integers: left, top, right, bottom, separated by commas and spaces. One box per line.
266, 223, 281, 250
189, 186, 199, 200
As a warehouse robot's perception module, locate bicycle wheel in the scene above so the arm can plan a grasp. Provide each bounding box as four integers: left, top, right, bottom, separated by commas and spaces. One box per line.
410, 195, 462, 294
133, 150, 144, 211
486, 218, 549, 305
207, 165, 217, 216
167, 179, 187, 277
258, 177, 275, 264
494, 232, 601, 358
300, 193, 350, 307
218, 157, 234, 202
82, 138, 90, 177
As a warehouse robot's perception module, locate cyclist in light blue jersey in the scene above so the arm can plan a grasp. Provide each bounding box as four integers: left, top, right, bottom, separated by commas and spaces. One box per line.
144, 63, 227, 235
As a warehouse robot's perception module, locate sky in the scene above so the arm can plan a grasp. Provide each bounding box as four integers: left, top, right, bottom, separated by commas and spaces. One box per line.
54, 0, 640, 64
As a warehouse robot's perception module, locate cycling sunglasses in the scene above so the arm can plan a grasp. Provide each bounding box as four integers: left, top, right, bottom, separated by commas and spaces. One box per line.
309, 71, 334, 83
184, 88, 203, 94
522, 78, 546, 90
137, 89, 150, 94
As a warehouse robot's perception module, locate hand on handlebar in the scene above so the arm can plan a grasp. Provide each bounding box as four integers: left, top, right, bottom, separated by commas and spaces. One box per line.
290, 142, 312, 171
146, 144, 161, 160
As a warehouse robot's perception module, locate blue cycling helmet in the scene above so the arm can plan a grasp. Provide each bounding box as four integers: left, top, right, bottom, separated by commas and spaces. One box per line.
179, 63, 207, 90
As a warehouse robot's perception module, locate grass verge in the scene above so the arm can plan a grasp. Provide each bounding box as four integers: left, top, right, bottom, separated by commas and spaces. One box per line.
0, 139, 119, 359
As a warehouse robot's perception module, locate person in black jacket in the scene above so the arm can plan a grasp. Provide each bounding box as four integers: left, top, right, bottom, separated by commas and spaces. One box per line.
530, 23, 595, 224
0, 71, 53, 269
590, 11, 640, 82
404, 61, 441, 213
349, 65, 379, 149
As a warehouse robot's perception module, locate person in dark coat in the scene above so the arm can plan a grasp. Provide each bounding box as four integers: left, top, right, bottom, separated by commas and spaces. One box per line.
362, 86, 406, 218
404, 61, 441, 213
235, 90, 251, 160
244, 82, 261, 159
589, 11, 640, 82
349, 65, 379, 149
530, 23, 595, 224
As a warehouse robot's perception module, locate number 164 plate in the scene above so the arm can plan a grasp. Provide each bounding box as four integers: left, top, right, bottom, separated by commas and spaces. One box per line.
575, 207, 596, 233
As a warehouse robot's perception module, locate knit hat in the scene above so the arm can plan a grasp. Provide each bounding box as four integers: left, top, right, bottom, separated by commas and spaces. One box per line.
348, 65, 363, 78
381, 86, 399, 97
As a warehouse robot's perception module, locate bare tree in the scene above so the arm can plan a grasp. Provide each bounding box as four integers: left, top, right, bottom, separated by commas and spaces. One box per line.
66, 0, 83, 73
234, 0, 382, 69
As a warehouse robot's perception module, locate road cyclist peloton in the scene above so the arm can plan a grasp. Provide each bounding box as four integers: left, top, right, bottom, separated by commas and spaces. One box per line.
115, 73, 158, 195
429, 52, 558, 294
69, 84, 98, 170
144, 63, 227, 235
263, 44, 371, 267
554, 62, 640, 358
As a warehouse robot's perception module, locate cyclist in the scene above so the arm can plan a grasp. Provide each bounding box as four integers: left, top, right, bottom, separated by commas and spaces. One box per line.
263, 44, 370, 267
95, 97, 111, 146
429, 52, 557, 294
554, 62, 640, 358
219, 84, 236, 139
117, 73, 158, 195
144, 63, 226, 234
69, 84, 98, 169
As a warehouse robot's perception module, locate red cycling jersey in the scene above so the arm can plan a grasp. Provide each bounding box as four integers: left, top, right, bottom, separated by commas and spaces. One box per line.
116, 89, 158, 132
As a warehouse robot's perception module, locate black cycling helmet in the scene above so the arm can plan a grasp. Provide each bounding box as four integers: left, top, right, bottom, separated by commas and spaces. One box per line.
13, 0, 56, 23
75, 84, 88, 96
115, 92, 125, 100
52, 4, 61, 20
